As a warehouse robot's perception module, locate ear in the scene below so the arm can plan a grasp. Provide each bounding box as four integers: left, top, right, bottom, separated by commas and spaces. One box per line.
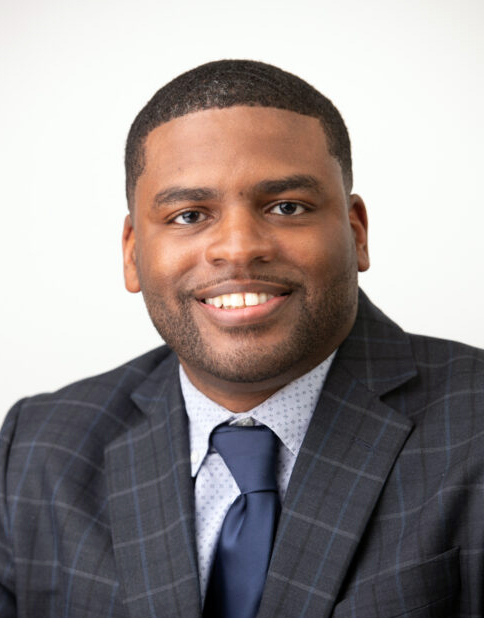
348, 194, 370, 272
122, 214, 141, 293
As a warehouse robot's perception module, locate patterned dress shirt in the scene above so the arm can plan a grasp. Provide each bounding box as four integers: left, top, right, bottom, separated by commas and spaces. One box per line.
179, 352, 336, 599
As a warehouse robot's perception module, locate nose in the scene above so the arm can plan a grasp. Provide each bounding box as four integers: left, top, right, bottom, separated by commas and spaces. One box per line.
204, 206, 277, 266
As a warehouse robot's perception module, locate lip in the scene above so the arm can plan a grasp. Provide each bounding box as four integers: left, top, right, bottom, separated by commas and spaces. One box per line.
196, 293, 290, 327
194, 280, 292, 301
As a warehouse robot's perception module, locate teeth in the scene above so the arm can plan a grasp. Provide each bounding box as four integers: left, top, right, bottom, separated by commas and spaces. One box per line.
244, 293, 259, 306
230, 293, 244, 308
205, 292, 275, 309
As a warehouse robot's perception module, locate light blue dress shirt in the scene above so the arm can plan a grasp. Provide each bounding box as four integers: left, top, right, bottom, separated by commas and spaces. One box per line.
179, 351, 336, 600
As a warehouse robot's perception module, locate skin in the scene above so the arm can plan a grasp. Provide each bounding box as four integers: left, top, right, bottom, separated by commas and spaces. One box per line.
123, 106, 369, 412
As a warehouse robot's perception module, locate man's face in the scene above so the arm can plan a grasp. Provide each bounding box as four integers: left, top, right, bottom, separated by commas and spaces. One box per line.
123, 106, 369, 393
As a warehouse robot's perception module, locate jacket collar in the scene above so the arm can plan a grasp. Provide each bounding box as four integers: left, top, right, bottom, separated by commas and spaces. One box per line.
337, 288, 417, 396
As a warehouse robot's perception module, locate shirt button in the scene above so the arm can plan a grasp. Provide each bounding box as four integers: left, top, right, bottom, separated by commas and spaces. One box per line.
191, 450, 200, 464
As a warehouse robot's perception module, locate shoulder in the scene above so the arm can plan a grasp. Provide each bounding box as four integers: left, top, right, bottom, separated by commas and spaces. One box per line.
350, 291, 484, 428
354, 289, 484, 390
406, 332, 484, 392
1, 345, 176, 451
382, 333, 484, 444
408, 331, 484, 369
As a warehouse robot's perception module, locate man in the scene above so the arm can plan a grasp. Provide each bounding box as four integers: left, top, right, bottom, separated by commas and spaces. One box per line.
0, 60, 482, 618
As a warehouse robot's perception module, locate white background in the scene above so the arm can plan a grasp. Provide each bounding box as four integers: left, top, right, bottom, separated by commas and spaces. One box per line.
1, 0, 483, 420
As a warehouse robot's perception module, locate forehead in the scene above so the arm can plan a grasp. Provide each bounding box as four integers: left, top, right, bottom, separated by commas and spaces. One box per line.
135, 106, 342, 204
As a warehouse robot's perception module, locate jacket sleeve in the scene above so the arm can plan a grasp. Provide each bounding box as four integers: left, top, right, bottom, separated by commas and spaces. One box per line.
0, 402, 21, 617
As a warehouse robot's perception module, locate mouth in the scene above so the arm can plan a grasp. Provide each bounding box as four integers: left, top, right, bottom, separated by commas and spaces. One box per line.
202, 291, 289, 310
194, 280, 293, 325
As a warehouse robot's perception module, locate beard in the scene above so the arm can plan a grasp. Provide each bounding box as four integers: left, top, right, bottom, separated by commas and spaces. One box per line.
139, 266, 358, 384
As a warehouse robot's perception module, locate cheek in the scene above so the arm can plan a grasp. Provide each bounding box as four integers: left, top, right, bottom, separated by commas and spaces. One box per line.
284, 223, 354, 277
136, 234, 199, 291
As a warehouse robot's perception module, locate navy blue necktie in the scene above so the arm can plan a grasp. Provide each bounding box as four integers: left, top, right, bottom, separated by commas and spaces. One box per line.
203, 425, 280, 618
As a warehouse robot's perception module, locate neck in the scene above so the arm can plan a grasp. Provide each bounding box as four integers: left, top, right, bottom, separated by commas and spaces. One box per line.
179, 355, 329, 413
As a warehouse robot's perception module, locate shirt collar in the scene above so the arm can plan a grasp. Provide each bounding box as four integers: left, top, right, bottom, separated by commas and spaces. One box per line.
180, 351, 336, 477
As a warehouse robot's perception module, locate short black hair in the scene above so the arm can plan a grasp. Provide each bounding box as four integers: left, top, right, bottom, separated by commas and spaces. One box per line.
125, 59, 353, 207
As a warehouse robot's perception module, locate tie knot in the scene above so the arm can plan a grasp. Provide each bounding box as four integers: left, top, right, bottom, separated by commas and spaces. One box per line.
211, 425, 278, 495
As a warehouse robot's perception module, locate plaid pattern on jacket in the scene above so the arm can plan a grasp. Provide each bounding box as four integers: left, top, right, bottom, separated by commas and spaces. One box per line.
0, 290, 483, 617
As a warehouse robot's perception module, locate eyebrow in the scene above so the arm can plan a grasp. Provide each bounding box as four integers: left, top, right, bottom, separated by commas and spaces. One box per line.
152, 174, 324, 209
153, 186, 221, 208
252, 174, 324, 196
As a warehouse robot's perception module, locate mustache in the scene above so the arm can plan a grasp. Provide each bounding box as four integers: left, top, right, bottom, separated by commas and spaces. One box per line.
186, 272, 304, 296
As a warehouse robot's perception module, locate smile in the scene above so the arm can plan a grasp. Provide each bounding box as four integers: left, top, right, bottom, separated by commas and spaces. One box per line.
196, 284, 291, 326
203, 292, 276, 310
195, 280, 293, 325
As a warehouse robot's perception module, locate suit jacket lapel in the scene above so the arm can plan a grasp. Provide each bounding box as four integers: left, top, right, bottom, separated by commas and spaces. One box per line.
105, 353, 201, 618
259, 291, 417, 618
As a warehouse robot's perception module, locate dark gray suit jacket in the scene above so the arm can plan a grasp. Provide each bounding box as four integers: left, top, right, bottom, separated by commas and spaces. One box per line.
1, 291, 483, 617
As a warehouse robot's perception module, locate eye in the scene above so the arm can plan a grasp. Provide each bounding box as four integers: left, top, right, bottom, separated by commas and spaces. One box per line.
172, 210, 208, 225
269, 201, 306, 216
